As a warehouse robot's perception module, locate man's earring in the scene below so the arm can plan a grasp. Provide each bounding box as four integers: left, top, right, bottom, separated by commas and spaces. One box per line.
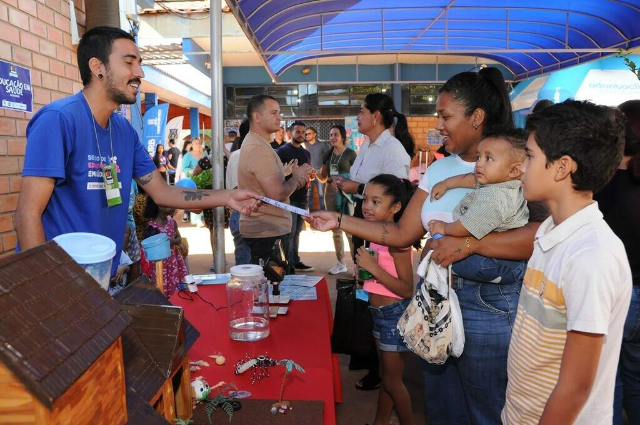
98, 73, 103, 80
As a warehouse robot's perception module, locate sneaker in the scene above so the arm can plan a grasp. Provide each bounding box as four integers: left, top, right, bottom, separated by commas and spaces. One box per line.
328, 262, 347, 275
294, 262, 314, 272
182, 212, 190, 222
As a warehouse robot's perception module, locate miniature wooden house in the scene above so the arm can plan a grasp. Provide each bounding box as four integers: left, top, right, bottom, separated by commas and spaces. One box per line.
0, 242, 131, 424
116, 277, 201, 423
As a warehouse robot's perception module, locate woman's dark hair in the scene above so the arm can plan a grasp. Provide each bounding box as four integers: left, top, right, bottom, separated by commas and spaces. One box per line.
440, 67, 513, 135
181, 141, 192, 157
619, 100, 640, 183
153, 144, 164, 167
364, 93, 415, 159
143, 195, 159, 219
77, 26, 135, 86
331, 125, 347, 144
368, 174, 421, 248
231, 118, 251, 152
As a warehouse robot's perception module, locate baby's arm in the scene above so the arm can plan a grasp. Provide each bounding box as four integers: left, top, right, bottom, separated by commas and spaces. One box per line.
428, 219, 472, 237
430, 173, 475, 201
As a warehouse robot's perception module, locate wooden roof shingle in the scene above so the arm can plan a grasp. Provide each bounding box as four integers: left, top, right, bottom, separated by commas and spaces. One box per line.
0, 242, 131, 409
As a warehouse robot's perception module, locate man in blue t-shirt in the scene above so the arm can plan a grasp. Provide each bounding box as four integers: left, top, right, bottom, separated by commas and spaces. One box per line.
277, 121, 314, 273
15, 26, 260, 277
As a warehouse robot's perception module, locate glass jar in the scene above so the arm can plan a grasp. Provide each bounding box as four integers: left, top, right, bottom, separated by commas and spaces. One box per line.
226, 264, 270, 342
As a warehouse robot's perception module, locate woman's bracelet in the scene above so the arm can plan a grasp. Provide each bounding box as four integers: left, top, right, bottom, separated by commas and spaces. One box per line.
465, 237, 473, 255
337, 211, 344, 229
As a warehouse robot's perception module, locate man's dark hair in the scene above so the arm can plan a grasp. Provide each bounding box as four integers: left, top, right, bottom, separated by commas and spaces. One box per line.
168, 139, 175, 145
247, 95, 276, 122
526, 99, 625, 193
77, 26, 135, 86
484, 126, 527, 162
290, 120, 306, 131
306, 126, 317, 134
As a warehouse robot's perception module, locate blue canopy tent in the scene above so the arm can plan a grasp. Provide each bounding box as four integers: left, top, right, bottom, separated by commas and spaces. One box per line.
510, 54, 640, 126
226, 1, 640, 83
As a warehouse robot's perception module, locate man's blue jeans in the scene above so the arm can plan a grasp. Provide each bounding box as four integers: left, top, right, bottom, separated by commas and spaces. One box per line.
421, 276, 522, 425
614, 285, 640, 424
288, 200, 307, 269
229, 210, 251, 265
308, 178, 325, 211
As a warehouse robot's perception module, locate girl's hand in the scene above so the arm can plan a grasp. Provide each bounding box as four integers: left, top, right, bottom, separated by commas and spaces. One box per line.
428, 220, 446, 236
355, 246, 377, 274
228, 189, 262, 216
430, 181, 448, 201
303, 211, 339, 231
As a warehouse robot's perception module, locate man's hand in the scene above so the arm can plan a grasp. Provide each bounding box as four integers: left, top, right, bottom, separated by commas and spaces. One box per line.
283, 159, 297, 177
429, 235, 471, 267
292, 162, 312, 188
355, 246, 377, 274
430, 181, 449, 201
227, 189, 262, 216
427, 220, 446, 236
304, 211, 340, 231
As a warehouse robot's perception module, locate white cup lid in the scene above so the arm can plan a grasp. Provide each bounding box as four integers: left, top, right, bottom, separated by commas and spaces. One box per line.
230, 264, 264, 277
53, 232, 116, 264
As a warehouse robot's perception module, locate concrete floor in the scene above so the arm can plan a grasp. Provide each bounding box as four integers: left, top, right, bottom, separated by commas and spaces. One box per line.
178, 217, 427, 425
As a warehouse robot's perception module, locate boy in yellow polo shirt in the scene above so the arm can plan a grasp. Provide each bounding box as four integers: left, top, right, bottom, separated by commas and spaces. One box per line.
502, 100, 632, 424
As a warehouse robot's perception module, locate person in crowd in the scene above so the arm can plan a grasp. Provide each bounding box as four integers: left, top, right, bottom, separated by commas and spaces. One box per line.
124, 181, 141, 281
408, 149, 434, 185
331, 92, 414, 391
502, 100, 631, 424
165, 139, 181, 184
305, 126, 331, 211
595, 100, 640, 425
316, 125, 357, 275
428, 127, 529, 284
237, 95, 312, 266
180, 137, 205, 223
140, 197, 189, 298
153, 144, 174, 183
15, 26, 259, 279
226, 119, 252, 266
271, 126, 286, 150
355, 174, 417, 425
277, 121, 314, 273
109, 250, 133, 297
307, 68, 547, 423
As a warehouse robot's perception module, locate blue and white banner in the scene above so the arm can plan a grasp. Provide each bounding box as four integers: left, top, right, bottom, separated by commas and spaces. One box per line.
142, 103, 169, 156
0, 60, 32, 113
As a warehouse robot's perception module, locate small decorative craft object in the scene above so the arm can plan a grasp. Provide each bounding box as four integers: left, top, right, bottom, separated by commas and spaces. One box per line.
272, 359, 305, 416
235, 354, 278, 384
209, 353, 226, 365
190, 377, 211, 403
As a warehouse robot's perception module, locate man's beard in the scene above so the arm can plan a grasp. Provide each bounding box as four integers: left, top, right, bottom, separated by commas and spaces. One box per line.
105, 73, 137, 105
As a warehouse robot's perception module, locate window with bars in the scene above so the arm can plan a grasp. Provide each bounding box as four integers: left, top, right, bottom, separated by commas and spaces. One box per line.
401, 84, 442, 116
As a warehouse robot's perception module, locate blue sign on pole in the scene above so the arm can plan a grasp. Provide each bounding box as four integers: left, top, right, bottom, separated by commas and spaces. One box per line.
142, 103, 169, 156
0, 60, 32, 113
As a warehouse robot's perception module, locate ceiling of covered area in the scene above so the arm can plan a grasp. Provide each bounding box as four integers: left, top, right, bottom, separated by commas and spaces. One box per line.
225, 0, 640, 81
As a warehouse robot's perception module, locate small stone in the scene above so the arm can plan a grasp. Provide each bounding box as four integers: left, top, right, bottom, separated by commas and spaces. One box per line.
215, 356, 226, 365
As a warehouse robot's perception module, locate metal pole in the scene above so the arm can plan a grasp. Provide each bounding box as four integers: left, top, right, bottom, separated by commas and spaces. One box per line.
211, 3, 225, 272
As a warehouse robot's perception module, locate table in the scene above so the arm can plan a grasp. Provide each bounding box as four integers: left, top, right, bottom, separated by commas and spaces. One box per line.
170, 278, 339, 425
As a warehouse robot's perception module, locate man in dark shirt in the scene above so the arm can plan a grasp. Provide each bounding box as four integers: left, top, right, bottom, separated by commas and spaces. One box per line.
166, 139, 181, 184
270, 126, 285, 150
277, 121, 314, 273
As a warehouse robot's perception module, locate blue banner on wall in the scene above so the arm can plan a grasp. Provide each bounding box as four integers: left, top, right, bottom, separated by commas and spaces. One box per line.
0, 60, 32, 113
142, 103, 169, 156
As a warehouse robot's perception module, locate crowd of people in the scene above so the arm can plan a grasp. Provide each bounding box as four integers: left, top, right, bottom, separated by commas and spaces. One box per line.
13, 25, 640, 425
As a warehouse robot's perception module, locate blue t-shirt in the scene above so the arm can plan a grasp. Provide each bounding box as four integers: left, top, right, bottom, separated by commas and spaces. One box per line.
418, 154, 475, 230
22, 92, 156, 276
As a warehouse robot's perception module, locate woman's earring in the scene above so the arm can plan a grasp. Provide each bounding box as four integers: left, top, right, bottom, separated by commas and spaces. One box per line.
373, 120, 377, 126
98, 74, 103, 80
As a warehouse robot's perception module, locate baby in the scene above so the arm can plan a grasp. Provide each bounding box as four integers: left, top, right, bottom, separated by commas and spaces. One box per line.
428, 127, 529, 284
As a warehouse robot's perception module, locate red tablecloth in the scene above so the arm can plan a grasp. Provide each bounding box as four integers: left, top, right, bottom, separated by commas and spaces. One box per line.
171, 278, 338, 425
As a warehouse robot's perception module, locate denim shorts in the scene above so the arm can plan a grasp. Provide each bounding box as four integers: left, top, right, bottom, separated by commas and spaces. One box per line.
369, 298, 411, 352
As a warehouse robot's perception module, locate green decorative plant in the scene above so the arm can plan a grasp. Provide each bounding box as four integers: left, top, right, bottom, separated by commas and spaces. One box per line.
277, 359, 306, 403
205, 382, 238, 425
617, 48, 640, 80
174, 419, 194, 425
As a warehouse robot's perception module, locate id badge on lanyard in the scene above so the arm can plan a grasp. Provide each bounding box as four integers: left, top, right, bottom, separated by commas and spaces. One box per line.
102, 163, 122, 207
329, 163, 339, 176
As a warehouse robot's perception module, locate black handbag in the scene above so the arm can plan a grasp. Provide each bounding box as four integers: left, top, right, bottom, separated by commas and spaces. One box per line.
330, 278, 374, 356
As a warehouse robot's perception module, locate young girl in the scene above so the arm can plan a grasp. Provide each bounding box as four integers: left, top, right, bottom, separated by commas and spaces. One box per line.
355, 174, 416, 425
141, 196, 189, 297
